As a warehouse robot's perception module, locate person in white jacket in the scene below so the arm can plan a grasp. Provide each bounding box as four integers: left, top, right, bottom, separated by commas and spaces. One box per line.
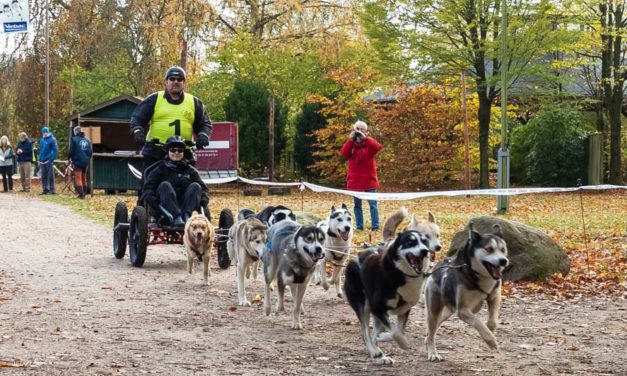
0, 135, 15, 192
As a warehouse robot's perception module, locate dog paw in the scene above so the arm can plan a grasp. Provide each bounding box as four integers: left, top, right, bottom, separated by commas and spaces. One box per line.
238, 300, 251, 307
336, 292, 343, 299
427, 351, 443, 362
487, 321, 497, 333
486, 339, 498, 349
373, 355, 394, 365
264, 304, 271, 316
291, 321, 303, 330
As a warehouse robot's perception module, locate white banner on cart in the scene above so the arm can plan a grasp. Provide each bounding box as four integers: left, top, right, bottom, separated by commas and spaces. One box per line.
1, 0, 29, 33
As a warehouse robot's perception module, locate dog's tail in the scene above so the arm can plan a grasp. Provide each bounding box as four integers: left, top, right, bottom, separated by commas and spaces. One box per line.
343, 259, 365, 317
382, 207, 408, 243
227, 225, 236, 264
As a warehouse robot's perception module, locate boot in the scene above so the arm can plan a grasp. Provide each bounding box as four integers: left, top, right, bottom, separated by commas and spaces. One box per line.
76, 186, 84, 199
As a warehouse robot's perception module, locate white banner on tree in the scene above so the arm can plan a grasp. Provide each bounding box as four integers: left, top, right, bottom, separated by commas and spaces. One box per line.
1, 0, 29, 33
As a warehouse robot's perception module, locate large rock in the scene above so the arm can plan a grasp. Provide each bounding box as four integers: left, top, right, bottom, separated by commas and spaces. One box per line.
294, 211, 323, 225
448, 216, 570, 281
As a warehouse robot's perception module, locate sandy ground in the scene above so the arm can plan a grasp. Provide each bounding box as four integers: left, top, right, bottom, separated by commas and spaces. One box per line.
0, 193, 626, 376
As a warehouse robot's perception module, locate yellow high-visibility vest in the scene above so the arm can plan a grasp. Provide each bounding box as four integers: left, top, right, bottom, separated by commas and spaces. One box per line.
146, 91, 195, 143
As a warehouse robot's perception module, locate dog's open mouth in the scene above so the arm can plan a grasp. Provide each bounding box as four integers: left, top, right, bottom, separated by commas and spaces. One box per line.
406, 254, 424, 273
483, 261, 502, 279
339, 230, 350, 241
194, 233, 204, 244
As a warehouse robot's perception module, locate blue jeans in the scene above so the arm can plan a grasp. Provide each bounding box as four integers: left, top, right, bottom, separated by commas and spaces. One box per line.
353, 189, 379, 230
40, 162, 55, 193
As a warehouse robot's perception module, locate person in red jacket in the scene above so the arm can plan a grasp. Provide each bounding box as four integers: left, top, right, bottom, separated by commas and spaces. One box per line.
340, 120, 382, 231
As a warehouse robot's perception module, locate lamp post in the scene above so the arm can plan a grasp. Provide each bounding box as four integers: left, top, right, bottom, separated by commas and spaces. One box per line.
44, 0, 50, 126
497, 0, 510, 213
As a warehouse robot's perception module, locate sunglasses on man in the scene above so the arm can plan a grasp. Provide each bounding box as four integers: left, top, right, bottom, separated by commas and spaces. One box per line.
168, 77, 185, 82
168, 147, 184, 153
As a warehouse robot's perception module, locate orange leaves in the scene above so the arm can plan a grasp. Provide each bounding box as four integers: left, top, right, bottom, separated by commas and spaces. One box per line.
373, 86, 462, 190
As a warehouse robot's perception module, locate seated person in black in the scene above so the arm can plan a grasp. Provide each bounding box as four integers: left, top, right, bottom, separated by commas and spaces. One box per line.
141, 136, 208, 226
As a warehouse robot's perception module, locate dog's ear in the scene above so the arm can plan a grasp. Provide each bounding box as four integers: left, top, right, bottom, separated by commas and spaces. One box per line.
468, 222, 481, 243
492, 224, 503, 238
410, 214, 417, 228
341, 203, 348, 210
427, 211, 436, 223
331, 205, 336, 213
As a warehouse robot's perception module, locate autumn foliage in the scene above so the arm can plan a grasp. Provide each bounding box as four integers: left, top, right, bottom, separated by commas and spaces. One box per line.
374, 87, 462, 190
309, 63, 378, 186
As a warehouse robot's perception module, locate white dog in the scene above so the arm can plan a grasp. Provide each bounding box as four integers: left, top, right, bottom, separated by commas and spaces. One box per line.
313, 204, 353, 297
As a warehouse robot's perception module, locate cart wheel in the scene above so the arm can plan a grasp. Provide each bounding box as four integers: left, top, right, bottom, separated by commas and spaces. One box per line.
113, 201, 128, 259
216, 208, 234, 269
129, 206, 149, 267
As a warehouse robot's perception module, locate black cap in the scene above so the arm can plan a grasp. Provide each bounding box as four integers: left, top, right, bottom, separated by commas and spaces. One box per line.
165, 66, 186, 80
165, 135, 186, 149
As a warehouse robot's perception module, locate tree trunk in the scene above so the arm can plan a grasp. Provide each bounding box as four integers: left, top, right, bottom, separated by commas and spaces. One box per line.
179, 38, 188, 71
477, 91, 492, 188
609, 90, 623, 184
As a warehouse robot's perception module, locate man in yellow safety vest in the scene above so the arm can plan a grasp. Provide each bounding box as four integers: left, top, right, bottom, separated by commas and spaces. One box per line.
130, 66, 213, 167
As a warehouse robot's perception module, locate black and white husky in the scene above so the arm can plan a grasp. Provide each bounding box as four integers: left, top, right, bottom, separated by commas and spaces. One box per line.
424, 224, 509, 361
237, 205, 296, 227
343, 231, 431, 365
313, 204, 353, 297
262, 220, 325, 329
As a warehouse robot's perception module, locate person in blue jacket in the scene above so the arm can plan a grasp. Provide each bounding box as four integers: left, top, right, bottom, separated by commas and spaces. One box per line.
68, 126, 93, 199
16, 132, 34, 192
38, 126, 58, 195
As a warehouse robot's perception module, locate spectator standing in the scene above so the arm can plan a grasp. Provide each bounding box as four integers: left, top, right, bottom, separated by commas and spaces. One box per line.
129, 66, 212, 168
68, 125, 93, 199
38, 126, 58, 195
16, 132, 34, 192
0, 135, 15, 192
339, 120, 382, 231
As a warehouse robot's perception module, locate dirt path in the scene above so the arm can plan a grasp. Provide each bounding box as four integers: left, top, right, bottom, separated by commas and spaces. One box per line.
0, 194, 625, 375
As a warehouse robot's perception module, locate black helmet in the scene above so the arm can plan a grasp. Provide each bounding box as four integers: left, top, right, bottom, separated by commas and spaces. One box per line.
164, 135, 186, 149
164, 66, 186, 81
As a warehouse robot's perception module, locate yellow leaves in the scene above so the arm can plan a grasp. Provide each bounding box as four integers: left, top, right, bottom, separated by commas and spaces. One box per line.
0, 361, 24, 367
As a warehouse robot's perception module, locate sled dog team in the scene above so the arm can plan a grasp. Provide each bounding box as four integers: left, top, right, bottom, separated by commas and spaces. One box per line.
188, 204, 509, 365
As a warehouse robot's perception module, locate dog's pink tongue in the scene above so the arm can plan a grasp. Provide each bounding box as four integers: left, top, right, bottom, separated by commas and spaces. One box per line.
340, 231, 349, 241
490, 264, 502, 279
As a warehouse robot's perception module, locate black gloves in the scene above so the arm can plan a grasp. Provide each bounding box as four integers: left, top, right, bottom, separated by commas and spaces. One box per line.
133, 128, 146, 145
195, 133, 209, 148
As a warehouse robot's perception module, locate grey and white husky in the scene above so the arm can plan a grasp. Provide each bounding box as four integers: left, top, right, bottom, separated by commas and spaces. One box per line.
227, 217, 268, 306
343, 230, 432, 365
262, 220, 326, 329
313, 204, 354, 298
424, 224, 509, 361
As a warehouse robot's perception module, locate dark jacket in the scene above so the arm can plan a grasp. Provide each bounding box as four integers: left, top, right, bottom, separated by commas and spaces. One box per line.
68, 132, 93, 169
340, 136, 383, 191
129, 91, 212, 160
141, 159, 209, 209
38, 133, 58, 163
16, 139, 34, 162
